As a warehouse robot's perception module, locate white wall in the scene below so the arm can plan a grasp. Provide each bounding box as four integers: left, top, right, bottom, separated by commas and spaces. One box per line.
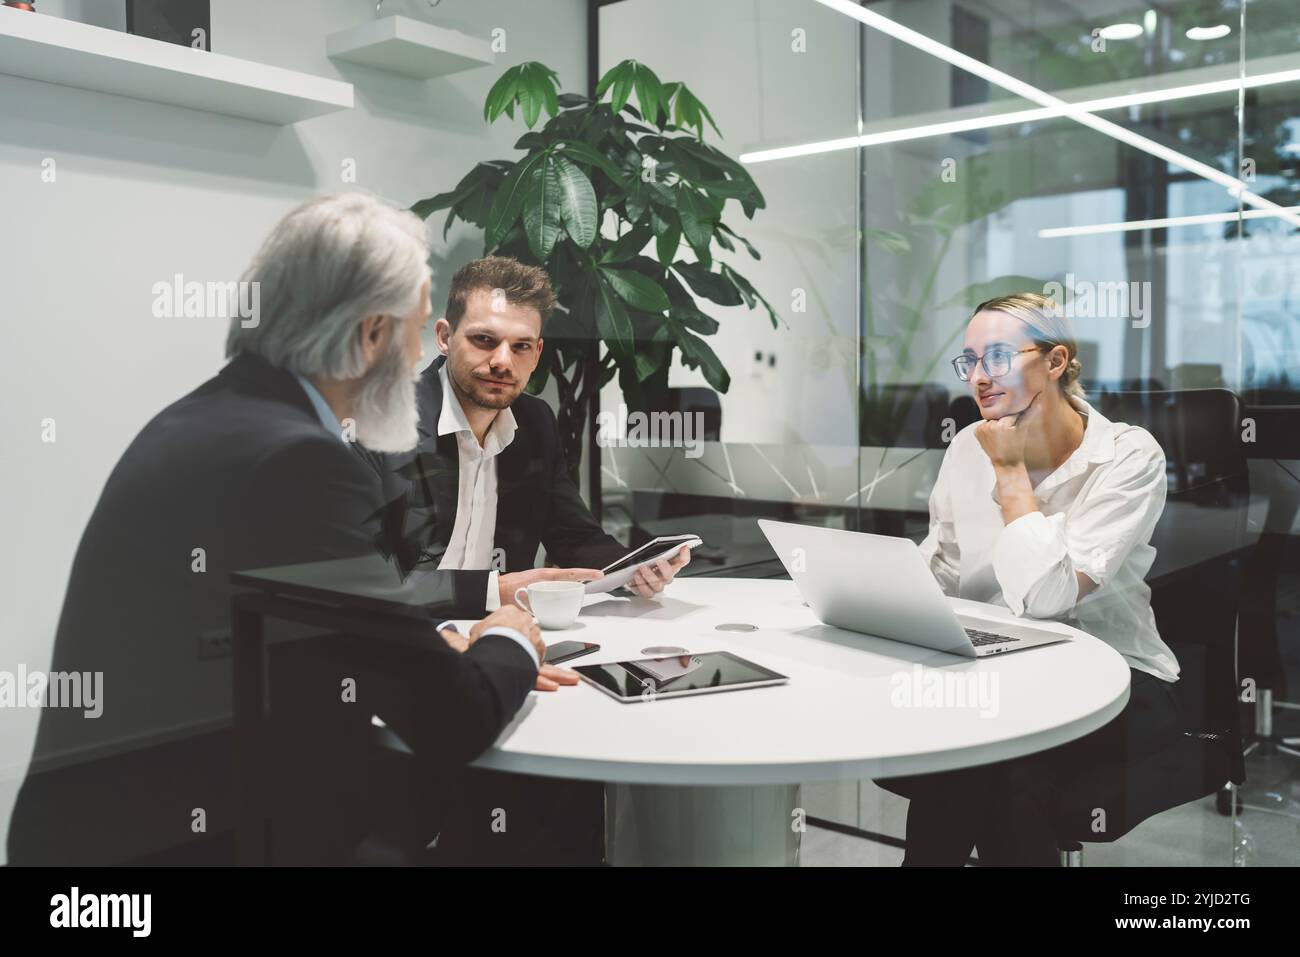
0, 0, 586, 862
598, 0, 860, 452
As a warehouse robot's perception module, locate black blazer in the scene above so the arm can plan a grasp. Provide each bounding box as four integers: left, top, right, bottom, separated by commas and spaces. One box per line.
366, 356, 626, 604
7, 353, 536, 865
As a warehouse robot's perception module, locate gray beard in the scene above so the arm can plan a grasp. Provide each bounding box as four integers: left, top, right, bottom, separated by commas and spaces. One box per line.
353, 338, 420, 454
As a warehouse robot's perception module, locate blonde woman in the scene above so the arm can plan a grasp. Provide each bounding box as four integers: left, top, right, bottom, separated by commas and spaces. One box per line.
879, 293, 1183, 866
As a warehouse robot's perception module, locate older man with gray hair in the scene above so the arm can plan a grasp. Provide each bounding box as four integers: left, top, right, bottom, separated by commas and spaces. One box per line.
9, 192, 542, 867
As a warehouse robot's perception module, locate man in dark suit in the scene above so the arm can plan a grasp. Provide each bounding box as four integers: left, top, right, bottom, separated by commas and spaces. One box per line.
373, 256, 691, 606
7, 194, 543, 866
370, 256, 693, 863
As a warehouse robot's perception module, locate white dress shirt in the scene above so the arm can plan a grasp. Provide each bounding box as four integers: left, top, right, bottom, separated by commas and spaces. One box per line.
919, 395, 1179, 682
435, 363, 519, 614
293, 374, 536, 669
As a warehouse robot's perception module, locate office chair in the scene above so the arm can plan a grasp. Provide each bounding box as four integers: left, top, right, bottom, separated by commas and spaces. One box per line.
857, 383, 951, 538
1238, 391, 1300, 751
861, 383, 952, 450
1053, 389, 1250, 865
608, 386, 734, 564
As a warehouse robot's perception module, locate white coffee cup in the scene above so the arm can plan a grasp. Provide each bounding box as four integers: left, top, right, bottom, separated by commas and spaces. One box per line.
514, 580, 585, 630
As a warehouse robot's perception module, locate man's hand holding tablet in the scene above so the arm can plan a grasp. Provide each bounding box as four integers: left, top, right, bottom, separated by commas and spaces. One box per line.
627, 545, 692, 597
586, 535, 701, 597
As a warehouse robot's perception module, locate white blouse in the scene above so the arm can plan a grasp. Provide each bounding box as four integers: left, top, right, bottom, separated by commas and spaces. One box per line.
918, 395, 1179, 682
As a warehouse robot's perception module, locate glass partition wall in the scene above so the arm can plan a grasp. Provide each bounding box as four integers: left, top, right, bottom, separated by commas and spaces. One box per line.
595, 0, 1299, 866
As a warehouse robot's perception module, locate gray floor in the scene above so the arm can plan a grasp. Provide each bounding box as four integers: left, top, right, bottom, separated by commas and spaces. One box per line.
801, 756, 1300, 867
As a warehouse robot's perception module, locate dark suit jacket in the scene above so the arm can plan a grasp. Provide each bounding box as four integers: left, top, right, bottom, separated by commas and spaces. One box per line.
7, 353, 536, 865
365, 356, 626, 603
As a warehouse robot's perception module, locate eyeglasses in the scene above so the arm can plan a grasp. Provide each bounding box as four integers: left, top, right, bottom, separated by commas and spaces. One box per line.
951, 346, 1041, 381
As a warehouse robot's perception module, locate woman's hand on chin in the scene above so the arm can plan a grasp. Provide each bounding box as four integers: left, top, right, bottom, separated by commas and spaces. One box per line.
975, 391, 1040, 468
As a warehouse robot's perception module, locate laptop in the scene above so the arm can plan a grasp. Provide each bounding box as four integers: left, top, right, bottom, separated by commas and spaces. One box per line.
757, 520, 1068, 657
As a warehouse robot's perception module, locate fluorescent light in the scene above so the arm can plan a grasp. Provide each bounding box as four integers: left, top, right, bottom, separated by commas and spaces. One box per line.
1099, 23, 1144, 40
1186, 24, 1231, 41
1039, 206, 1300, 239
740, 71, 1300, 163
809, 0, 1300, 228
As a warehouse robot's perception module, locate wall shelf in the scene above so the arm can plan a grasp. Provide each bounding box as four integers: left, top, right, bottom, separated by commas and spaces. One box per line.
326, 15, 493, 80
0, 6, 352, 125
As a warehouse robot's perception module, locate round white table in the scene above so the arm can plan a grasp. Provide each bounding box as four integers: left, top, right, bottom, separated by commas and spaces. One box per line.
467, 578, 1132, 865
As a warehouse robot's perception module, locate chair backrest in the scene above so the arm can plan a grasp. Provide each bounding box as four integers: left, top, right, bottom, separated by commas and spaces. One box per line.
646, 387, 722, 441
1088, 388, 1248, 782
861, 383, 952, 449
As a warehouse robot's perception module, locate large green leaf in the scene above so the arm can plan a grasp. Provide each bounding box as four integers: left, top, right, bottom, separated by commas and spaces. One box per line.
623, 177, 651, 223
675, 187, 717, 265
555, 139, 626, 183
601, 223, 653, 264
634, 348, 664, 382
696, 177, 759, 203
656, 220, 681, 267
484, 152, 543, 251
601, 266, 671, 313
671, 82, 721, 138
522, 158, 563, 260
675, 306, 720, 336
673, 261, 741, 307
717, 223, 760, 260
676, 328, 730, 392
594, 60, 630, 100
594, 275, 635, 359
484, 62, 559, 128
631, 62, 665, 126
410, 161, 497, 220
721, 264, 781, 328
607, 63, 634, 114
483, 65, 523, 123
553, 155, 598, 249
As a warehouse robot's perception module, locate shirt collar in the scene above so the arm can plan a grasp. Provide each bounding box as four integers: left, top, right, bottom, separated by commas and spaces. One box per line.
986, 394, 1118, 505
1034, 395, 1117, 493
436, 362, 517, 455
294, 374, 345, 440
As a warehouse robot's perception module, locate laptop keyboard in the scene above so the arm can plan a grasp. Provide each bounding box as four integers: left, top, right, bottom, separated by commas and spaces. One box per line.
965, 628, 1019, 646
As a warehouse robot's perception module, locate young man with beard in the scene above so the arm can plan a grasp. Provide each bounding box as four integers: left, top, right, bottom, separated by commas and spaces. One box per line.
371, 256, 692, 864
8, 193, 542, 866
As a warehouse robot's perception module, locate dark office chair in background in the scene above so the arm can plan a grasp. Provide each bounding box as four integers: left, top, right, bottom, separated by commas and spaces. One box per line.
860, 383, 953, 450
1236, 393, 1300, 764
1052, 389, 1250, 865
604, 386, 732, 563
857, 383, 951, 538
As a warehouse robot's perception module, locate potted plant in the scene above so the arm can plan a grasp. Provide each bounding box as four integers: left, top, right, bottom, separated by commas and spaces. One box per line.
411, 59, 779, 483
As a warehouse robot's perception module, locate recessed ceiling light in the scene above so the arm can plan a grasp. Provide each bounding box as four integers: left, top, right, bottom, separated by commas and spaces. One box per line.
1186, 24, 1231, 41
1098, 23, 1144, 40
